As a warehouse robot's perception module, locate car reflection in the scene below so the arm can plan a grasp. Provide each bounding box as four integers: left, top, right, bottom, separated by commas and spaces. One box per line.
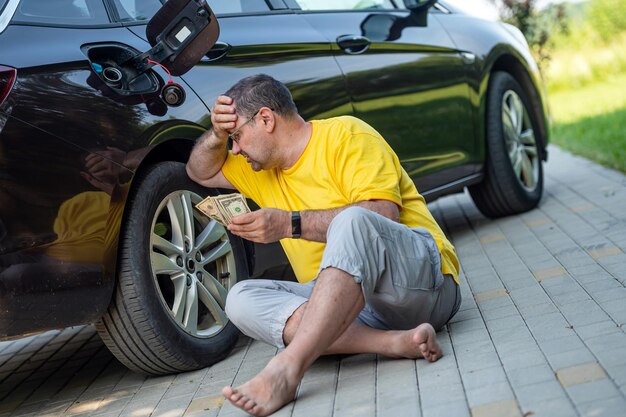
361, 11, 428, 42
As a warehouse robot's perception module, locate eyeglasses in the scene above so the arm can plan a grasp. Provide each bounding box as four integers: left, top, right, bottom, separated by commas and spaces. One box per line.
228, 109, 260, 144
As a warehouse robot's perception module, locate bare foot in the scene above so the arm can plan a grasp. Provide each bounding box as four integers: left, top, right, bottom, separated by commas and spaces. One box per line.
392, 323, 442, 362
222, 353, 302, 416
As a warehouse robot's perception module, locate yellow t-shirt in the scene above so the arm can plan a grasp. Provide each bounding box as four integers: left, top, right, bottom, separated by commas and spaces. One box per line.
222, 116, 459, 284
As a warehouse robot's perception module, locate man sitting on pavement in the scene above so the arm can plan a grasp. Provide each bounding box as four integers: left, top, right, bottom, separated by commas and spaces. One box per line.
186, 74, 461, 417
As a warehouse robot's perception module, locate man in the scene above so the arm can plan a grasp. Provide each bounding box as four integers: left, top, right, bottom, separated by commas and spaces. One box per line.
186, 74, 461, 417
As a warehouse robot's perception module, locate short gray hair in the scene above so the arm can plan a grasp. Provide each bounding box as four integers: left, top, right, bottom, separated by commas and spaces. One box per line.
224, 74, 298, 119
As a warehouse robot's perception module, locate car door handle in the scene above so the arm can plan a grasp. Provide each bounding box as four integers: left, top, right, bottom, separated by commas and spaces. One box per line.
336, 35, 370, 55
201, 42, 231, 62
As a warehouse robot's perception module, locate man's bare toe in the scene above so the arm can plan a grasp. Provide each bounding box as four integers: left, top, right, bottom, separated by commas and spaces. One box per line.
235, 395, 250, 408
222, 386, 240, 403
243, 399, 257, 412
414, 323, 442, 362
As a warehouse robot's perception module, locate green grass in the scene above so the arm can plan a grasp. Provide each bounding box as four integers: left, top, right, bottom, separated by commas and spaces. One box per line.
549, 72, 626, 173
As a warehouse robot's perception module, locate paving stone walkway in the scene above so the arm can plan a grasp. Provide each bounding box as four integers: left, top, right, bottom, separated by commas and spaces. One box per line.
1, 145, 626, 417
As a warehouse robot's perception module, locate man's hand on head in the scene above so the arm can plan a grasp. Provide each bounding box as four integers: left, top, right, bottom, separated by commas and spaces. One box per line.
211, 95, 238, 142
186, 95, 238, 190
227, 208, 292, 243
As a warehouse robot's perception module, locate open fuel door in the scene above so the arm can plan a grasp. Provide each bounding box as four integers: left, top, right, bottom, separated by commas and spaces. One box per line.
83, 0, 219, 106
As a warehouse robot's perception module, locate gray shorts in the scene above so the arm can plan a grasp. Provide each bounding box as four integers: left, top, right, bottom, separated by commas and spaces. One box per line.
225, 207, 461, 349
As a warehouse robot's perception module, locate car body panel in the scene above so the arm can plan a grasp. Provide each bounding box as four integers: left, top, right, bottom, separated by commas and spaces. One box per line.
0, 23, 212, 337
178, 14, 352, 121
434, 12, 550, 157
297, 9, 479, 191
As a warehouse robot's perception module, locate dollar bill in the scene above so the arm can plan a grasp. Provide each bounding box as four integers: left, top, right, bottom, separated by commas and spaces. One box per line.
216, 194, 251, 224
196, 198, 218, 217
195, 193, 251, 226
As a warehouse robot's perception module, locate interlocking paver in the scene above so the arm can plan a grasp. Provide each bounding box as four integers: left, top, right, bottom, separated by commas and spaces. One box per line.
556, 362, 608, 387
185, 394, 225, 415
499, 346, 547, 371
507, 363, 555, 388
460, 366, 506, 392
559, 300, 612, 327
533, 266, 568, 281
577, 396, 626, 417
466, 382, 515, 408
566, 379, 622, 405
469, 399, 521, 417
515, 379, 569, 405
376, 358, 421, 417
524, 312, 575, 341
575, 320, 622, 340
423, 401, 470, 417
1, 146, 626, 416
547, 348, 598, 370
525, 397, 577, 417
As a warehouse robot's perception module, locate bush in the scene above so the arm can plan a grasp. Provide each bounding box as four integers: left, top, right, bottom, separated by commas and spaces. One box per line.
496, 0, 569, 71
588, 0, 626, 41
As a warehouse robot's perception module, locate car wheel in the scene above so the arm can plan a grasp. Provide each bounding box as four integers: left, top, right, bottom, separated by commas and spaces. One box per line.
96, 161, 245, 375
469, 71, 544, 218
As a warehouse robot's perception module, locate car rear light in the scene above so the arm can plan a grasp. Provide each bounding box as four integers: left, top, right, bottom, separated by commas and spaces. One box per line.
0, 65, 17, 106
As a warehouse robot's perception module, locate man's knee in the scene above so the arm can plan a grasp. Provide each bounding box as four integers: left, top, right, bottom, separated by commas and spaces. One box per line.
327, 206, 381, 242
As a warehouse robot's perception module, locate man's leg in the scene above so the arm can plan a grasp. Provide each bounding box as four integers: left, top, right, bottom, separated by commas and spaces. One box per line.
283, 301, 442, 361
223, 207, 459, 416
222, 266, 365, 416
224, 279, 314, 349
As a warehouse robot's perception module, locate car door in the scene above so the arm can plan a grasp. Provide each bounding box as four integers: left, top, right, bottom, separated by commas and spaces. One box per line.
288, 0, 479, 194
124, 0, 352, 121
123, 0, 352, 278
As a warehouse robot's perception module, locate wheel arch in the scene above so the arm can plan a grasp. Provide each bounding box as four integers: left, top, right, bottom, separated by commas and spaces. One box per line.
482, 52, 550, 162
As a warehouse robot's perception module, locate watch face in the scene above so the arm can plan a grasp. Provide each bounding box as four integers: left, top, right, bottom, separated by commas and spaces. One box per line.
291, 211, 301, 238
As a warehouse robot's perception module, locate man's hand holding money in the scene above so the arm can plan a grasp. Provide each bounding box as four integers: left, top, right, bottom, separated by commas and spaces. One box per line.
195, 193, 251, 227
227, 208, 291, 244
196, 194, 291, 243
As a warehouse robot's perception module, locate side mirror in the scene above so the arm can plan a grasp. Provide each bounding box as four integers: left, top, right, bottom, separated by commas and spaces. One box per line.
403, 0, 437, 12
361, 14, 400, 41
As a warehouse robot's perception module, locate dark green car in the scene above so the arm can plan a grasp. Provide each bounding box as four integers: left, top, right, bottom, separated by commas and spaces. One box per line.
0, 0, 547, 375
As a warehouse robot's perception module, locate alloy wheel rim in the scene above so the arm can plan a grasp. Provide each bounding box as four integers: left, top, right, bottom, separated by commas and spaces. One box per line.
501, 90, 539, 192
150, 190, 236, 338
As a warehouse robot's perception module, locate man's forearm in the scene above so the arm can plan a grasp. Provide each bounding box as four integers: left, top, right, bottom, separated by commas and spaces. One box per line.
186, 129, 228, 182
300, 200, 399, 242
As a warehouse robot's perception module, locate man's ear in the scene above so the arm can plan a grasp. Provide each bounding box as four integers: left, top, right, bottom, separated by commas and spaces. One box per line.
259, 107, 275, 132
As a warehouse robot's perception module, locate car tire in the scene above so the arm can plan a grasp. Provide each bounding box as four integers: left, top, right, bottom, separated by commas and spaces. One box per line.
469, 71, 544, 218
96, 161, 245, 375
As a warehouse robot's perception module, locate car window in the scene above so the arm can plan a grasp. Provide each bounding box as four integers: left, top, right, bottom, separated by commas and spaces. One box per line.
111, 0, 162, 22
12, 0, 110, 25
209, 0, 271, 15
0, 0, 8, 14
110, 0, 271, 23
293, 0, 395, 11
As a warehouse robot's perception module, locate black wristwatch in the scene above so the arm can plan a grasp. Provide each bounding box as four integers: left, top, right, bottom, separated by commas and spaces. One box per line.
291, 211, 301, 239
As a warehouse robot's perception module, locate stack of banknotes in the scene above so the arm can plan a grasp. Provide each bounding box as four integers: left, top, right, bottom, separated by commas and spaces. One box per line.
195, 193, 251, 226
